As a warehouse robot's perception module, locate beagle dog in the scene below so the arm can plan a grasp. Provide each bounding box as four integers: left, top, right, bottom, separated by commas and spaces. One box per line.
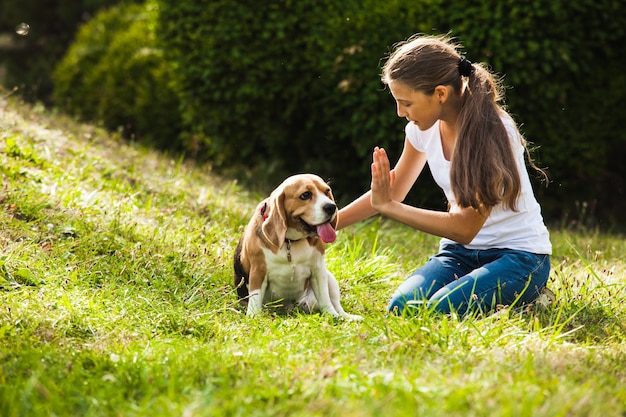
234, 174, 361, 320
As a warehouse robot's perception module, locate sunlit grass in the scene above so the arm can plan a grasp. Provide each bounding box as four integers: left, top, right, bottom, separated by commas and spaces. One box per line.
1, 93, 625, 416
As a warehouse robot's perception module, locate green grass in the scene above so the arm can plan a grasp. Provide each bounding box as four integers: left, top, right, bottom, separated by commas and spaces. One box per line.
1, 92, 625, 416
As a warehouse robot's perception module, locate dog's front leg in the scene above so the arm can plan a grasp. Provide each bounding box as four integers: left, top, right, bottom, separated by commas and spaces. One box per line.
310, 266, 340, 317
327, 271, 363, 321
246, 266, 267, 316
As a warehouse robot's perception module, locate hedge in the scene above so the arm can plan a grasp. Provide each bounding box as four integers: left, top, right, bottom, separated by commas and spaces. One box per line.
157, 0, 626, 224
52, 0, 626, 226
156, 0, 442, 205
53, 1, 182, 149
435, 0, 626, 225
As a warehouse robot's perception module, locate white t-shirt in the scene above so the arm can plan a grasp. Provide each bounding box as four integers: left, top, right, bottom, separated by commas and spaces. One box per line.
405, 116, 552, 255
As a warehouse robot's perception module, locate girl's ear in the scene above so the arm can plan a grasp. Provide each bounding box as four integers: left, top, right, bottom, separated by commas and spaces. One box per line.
434, 85, 450, 104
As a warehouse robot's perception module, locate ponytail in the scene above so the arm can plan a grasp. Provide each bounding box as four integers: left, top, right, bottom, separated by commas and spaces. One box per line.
452, 61, 520, 211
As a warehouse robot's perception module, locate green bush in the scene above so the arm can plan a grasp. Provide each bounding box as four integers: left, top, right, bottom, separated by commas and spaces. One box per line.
53, 0, 626, 225
157, 0, 626, 224
53, 1, 182, 149
435, 0, 626, 225
157, 0, 439, 203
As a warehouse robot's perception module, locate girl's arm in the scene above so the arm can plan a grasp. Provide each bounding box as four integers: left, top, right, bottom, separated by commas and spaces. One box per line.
370, 147, 490, 244
336, 138, 427, 230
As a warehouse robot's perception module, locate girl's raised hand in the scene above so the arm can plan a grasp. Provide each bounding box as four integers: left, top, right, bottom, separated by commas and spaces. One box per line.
370, 147, 395, 213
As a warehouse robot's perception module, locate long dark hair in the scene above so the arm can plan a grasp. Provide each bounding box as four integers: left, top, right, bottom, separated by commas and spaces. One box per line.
381, 34, 541, 211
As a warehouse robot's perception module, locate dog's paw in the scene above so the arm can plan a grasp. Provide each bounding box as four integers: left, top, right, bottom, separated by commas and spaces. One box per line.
342, 313, 363, 322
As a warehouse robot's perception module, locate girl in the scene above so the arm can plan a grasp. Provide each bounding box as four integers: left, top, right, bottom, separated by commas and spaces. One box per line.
336, 34, 552, 317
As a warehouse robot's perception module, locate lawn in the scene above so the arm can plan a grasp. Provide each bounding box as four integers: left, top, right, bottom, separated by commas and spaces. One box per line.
1, 92, 625, 416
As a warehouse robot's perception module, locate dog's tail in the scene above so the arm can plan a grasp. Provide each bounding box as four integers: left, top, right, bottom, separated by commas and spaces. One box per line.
233, 239, 249, 305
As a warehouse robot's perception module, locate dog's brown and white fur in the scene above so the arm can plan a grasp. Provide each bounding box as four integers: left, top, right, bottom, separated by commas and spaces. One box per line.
234, 174, 361, 320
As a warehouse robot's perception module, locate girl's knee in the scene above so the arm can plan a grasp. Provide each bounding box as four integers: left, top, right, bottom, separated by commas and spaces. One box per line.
387, 292, 409, 315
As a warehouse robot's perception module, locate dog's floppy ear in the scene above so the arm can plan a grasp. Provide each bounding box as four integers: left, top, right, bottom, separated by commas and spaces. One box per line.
261, 191, 287, 248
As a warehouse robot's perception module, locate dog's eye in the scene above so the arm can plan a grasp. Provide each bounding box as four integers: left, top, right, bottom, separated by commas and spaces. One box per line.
300, 191, 313, 200
325, 189, 331, 196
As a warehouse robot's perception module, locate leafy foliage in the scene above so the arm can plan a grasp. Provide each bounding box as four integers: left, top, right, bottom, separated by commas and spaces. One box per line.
435, 0, 626, 225
48, 0, 626, 225
157, 0, 435, 199
157, 0, 626, 222
52, 0, 183, 149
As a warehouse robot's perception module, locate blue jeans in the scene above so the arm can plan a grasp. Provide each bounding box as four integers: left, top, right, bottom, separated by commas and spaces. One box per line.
388, 244, 551, 317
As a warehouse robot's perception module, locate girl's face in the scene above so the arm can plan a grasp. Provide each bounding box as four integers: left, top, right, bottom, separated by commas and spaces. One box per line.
388, 80, 442, 131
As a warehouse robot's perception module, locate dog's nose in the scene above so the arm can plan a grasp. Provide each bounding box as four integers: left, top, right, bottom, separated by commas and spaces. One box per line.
323, 203, 336, 216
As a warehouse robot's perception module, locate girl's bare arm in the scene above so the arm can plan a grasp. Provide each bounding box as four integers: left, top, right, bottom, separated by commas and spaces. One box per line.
336, 138, 427, 230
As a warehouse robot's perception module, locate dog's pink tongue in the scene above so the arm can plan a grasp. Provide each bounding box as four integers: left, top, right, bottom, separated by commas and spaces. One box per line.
317, 222, 337, 243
